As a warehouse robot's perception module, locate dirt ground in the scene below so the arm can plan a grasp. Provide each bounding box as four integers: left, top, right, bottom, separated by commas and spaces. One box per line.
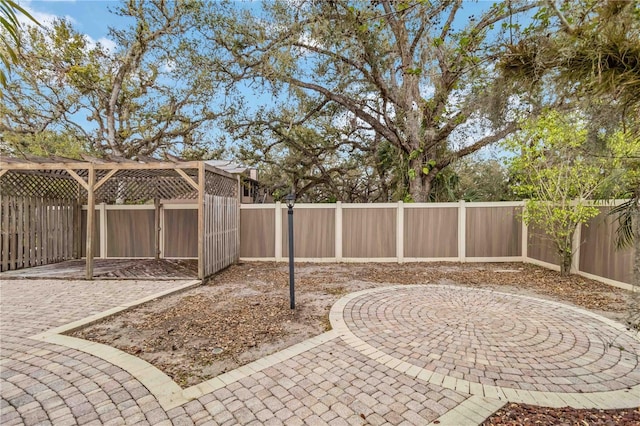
70, 261, 638, 425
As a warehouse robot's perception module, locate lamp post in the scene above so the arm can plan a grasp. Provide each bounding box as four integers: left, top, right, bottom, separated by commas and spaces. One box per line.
284, 193, 296, 309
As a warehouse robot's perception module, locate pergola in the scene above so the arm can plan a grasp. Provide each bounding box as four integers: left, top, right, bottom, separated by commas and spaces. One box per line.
0, 155, 240, 279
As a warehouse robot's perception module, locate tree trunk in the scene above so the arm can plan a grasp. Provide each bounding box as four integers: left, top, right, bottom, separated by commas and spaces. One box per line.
408, 156, 432, 202
560, 251, 571, 276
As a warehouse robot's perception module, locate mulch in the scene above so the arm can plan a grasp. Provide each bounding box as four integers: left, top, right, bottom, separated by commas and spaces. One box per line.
70, 261, 639, 424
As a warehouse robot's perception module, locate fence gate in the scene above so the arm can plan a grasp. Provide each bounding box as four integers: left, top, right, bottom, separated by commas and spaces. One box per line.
203, 195, 239, 277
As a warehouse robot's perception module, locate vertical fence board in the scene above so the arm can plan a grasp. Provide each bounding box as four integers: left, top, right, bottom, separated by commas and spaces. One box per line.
1, 196, 9, 271
25, 198, 30, 267
43, 200, 49, 265
17, 197, 24, 268
9, 197, 16, 270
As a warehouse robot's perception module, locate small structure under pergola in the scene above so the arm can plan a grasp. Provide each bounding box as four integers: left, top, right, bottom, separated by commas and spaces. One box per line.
0, 155, 240, 279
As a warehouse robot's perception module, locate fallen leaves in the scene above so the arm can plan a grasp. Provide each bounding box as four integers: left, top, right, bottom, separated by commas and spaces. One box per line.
71, 260, 636, 426
483, 403, 640, 426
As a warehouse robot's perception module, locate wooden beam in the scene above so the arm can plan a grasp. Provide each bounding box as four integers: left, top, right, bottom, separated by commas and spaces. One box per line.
66, 169, 89, 191
0, 160, 202, 171
0, 161, 93, 171
197, 163, 205, 280
175, 168, 199, 191
94, 169, 118, 191
154, 198, 161, 260
85, 166, 96, 280
203, 162, 238, 180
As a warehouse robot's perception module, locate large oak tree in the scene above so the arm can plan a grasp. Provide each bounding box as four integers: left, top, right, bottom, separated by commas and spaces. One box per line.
198, 0, 539, 201
1, 0, 228, 159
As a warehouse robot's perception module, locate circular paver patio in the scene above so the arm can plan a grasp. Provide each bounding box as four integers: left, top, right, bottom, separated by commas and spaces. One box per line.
331, 285, 640, 394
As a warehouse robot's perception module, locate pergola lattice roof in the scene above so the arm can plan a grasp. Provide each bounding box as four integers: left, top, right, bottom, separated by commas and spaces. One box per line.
0, 155, 237, 203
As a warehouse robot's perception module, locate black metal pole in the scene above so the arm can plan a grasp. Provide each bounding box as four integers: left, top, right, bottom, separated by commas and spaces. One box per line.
288, 205, 295, 309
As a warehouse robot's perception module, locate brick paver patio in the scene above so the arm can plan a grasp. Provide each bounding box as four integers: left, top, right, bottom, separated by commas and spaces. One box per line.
1, 280, 639, 425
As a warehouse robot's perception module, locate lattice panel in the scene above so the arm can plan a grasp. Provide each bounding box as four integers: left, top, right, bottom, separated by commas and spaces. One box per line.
2, 164, 237, 204
0, 171, 79, 199
94, 169, 201, 203
205, 170, 236, 198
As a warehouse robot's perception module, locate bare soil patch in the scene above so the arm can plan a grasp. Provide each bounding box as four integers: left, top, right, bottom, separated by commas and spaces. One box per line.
70, 262, 637, 423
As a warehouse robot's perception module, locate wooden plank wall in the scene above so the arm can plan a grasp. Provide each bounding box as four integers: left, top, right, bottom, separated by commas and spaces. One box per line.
282, 207, 335, 258
240, 208, 275, 258
343, 208, 396, 258
203, 195, 239, 277
80, 209, 101, 258
1, 196, 75, 271
527, 224, 562, 265
579, 207, 633, 283
466, 206, 522, 257
164, 209, 198, 257
106, 210, 155, 257
404, 207, 458, 258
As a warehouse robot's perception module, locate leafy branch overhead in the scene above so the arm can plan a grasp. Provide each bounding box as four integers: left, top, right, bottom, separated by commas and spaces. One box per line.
198, 0, 542, 201
505, 110, 608, 276
1, 0, 229, 159
0, 0, 39, 88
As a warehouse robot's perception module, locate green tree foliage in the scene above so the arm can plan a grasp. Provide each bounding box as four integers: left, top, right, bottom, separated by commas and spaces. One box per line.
502, 0, 639, 304
1, 0, 226, 159
234, 102, 403, 202
505, 111, 606, 276
452, 158, 515, 202
0, 0, 38, 88
199, 0, 542, 201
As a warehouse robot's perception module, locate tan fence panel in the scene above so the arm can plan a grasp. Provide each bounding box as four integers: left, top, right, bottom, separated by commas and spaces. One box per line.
343, 208, 396, 258
164, 209, 197, 257
80, 209, 101, 258
466, 206, 522, 257
282, 207, 335, 258
580, 208, 632, 284
404, 207, 457, 258
240, 208, 275, 258
106, 210, 155, 257
527, 225, 560, 265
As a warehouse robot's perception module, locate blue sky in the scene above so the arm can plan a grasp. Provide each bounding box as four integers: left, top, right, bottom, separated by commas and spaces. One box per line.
18, 0, 521, 160
22, 1, 123, 42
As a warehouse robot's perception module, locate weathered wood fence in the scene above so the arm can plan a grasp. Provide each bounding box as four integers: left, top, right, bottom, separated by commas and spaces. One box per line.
240, 201, 632, 289
204, 195, 239, 277
1, 196, 77, 272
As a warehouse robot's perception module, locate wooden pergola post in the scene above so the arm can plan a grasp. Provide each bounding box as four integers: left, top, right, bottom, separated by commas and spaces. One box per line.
197, 163, 205, 280
85, 166, 95, 279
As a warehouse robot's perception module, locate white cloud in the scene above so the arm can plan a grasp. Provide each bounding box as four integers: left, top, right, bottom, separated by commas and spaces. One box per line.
86, 36, 117, 53
16, 2, 117, 53
17, 3, 76, 28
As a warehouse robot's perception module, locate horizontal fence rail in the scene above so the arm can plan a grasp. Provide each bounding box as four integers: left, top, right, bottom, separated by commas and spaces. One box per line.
240, 201, 632, 290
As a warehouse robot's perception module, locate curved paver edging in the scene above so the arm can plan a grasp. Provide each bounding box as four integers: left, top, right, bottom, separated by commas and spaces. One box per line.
329, 284, 640, 410
28, 279, 339, 411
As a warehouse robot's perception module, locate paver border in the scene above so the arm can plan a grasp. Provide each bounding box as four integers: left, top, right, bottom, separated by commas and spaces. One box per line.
28, 278, 339, 410
22, 281, 640, 422
329, 284, 640, 410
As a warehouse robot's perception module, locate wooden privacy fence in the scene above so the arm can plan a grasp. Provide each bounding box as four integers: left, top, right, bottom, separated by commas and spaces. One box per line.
240, 201, 632, 289
1, 196, 77, 272
79, 197, 239, 273
203, 195, 239, 277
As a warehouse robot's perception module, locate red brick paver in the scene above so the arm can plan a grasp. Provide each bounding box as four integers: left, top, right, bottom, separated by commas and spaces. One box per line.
2, 280, 639, 425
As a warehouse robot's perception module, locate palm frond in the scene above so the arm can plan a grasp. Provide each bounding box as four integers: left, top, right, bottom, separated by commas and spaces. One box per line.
610, 198, 638, 249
